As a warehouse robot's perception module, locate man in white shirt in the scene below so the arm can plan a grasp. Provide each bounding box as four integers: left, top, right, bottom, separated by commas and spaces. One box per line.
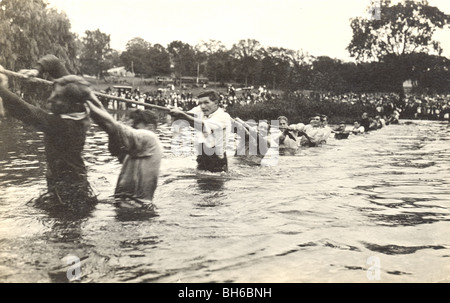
169, 91, 232, 173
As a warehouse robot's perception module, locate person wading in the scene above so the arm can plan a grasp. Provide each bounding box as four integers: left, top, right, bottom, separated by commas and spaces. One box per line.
0, 55, 97, 210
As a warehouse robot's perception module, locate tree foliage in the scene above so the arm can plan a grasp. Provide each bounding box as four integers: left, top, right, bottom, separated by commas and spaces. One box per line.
79, 29, 111, 77
347, 0, 449, 98
0, 0, 80, 72
348, 0, 449, 62
231, 39, 263, 86
167, 40, 197, 77
120, 38, 171, 77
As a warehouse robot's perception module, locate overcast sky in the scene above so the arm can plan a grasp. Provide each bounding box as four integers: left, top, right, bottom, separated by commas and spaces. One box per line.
46, 0, 450, 62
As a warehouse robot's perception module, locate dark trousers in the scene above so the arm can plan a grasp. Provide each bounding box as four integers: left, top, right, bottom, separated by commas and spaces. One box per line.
196, 153, 228, 173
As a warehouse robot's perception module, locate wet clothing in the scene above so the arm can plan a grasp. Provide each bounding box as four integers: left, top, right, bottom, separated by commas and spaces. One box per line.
188, 106, 232, 172
109, 124, 162, 202
334, 132, 350, 140
299, 125, 325, 147
196, 148, 228, 173
0, 55, 96, 207
360, 118, 371, 132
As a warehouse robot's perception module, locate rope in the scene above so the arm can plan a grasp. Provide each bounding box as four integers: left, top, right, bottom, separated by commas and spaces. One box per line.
1, 69, 170, 111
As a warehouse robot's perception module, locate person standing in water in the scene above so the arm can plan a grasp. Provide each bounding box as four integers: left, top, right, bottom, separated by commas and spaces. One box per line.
0, 56, 97, 209
169, 90, 232, 173
85, 95, 163, 206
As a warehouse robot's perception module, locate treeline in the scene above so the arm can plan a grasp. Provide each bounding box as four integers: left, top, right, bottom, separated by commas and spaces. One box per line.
1, 0, 449, 96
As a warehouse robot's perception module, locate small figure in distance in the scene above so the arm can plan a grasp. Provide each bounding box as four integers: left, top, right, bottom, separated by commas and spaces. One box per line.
351, 121, 365, 134
333, 121, 350, 140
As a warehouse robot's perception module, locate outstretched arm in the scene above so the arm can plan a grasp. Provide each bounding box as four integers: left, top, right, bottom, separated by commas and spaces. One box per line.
85, 93, 117, 134
18, 55, 70, 80
169, 108, 203, 131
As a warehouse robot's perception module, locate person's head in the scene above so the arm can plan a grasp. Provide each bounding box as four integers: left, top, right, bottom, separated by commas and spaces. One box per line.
198, 90, 220, 116
337, 121, 346, 131
129, 109, 158, 131
310, 115, 321, 127
48, 75, 91, 114
354, 121, 361, 128
277, 116, 289, 131
361, 112, 368, 119
320, 115, 328, 127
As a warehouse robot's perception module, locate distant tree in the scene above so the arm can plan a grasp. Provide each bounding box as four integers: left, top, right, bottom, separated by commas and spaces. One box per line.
120, 38, 170, 77
408, 53, 450, 94
260, 47, 293, 90
285, 50, 314, 91
167, 41, 197, 79
347, 0, 450, 99
0, 0, 80, 72
104, 49, 122, 69
309, 56, 348, 93
148, 43, 171, 76
231, 39, 263, 86
120, 37, 152, 76
79, 29, 111, 78
196, 40, 230, 84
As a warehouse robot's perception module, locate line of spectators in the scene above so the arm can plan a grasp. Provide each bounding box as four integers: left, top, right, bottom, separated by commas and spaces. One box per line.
99, 85, 282, 112
99, 85, 449, 122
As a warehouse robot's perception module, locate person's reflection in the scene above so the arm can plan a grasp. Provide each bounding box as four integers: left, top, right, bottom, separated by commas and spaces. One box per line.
33, 198, 97, 283
28, 192, 97, 221
196, 177, 225, 192
113, 197, 159, 222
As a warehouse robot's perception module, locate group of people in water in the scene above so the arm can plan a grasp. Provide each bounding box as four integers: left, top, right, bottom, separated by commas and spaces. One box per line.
0, 54, 401, 214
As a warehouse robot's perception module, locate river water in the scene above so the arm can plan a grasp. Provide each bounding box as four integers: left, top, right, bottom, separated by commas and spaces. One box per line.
0, 116, 449, 283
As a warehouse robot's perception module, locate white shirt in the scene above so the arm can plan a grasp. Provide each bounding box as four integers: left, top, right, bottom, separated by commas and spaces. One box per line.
188, 106, 233, 156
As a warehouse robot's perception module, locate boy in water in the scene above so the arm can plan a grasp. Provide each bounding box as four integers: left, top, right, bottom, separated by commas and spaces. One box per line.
85, 96, 163, 206
0, 56, 96, 209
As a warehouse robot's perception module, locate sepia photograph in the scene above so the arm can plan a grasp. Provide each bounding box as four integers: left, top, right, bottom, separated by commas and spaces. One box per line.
0, 0, 449, 287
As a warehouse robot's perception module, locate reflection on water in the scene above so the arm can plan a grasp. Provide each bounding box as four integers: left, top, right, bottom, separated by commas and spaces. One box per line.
0, 117, 449, 283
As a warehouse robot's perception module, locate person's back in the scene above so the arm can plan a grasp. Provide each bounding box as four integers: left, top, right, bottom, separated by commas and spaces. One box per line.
86, 99, 163, 204
113, 124, 163, 202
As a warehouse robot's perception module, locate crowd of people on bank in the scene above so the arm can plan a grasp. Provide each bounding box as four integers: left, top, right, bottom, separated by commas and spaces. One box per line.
289, 91, 450, 121
99, 84, 449, 124
402, 94, 450, 120
98, 84, 281, 112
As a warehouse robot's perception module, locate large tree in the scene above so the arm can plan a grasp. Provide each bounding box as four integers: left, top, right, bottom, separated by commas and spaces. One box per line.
120, 38, 170, 77
260, 47, 294, 90
231, 39, 263, 86
148, 43, 171, 76
347, 0, 450, 99
0, 0, 80, 72
120, 37, 152, 76
79, 29, 111, 78
195, 40, 231, 84
167, 40, 197, 78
